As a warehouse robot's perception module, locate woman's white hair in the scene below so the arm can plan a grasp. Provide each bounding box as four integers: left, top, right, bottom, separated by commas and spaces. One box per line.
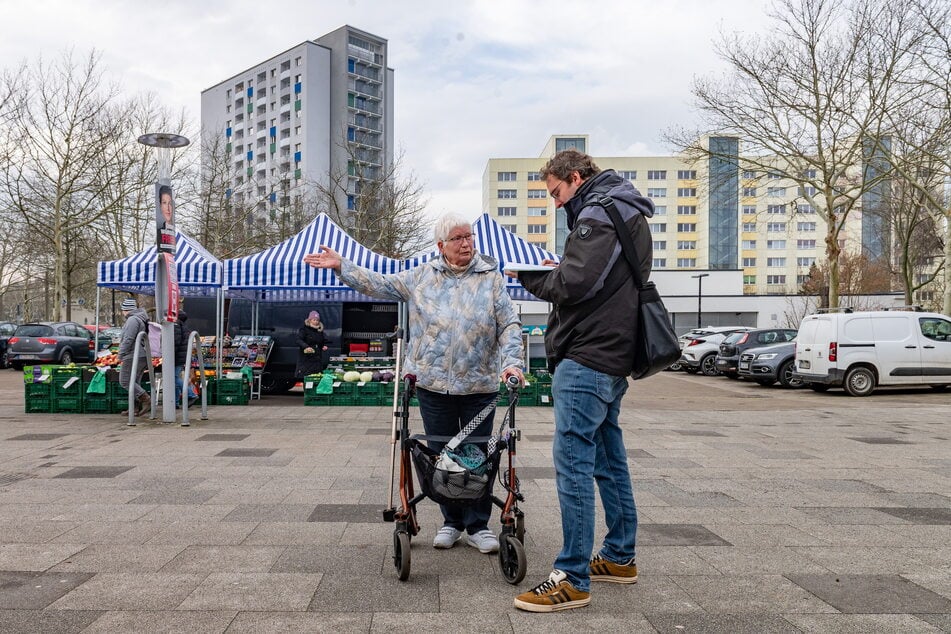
433, 212, 473, 243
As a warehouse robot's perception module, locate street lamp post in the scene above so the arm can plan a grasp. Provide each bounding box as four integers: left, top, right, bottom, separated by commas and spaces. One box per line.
691, 273, 710, 329
137, 132, 190, 424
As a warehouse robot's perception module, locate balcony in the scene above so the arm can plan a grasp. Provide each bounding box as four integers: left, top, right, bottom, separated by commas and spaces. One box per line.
348, 79, 380, 98
349, 66, 381, 83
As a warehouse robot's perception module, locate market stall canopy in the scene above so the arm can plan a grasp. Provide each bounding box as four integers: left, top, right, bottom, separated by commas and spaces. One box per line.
97, 230, 223, 296
223, 213, 402, 300
402, 213, 560, 301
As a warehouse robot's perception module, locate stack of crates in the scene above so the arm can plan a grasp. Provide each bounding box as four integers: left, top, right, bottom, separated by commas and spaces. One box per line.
23, 366, 53, 413
330, 381, 356, 406
517, 380, 538, 407
214, 377, 250, 405
354, 381, 383, 406
534, 370, 553, 406
302, 374, 331, 406
81, 367, 110, 414
50, 367, 84, 413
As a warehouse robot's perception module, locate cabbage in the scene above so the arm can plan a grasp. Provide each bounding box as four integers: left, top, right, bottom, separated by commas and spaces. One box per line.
360, 371, 374, 383
371, 371, 383, 382
380, 371, 395, 382
343, 371, 362, 382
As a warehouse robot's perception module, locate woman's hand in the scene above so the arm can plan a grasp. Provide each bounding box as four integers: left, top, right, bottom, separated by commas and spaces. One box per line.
304, 347, 315, 354
303, 246, 342, 271
501, 366, 525, 387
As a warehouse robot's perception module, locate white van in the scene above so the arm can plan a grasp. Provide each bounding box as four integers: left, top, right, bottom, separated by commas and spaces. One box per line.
793, 310, 951, 396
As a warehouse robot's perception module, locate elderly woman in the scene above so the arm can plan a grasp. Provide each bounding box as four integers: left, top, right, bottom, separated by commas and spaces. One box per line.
303, 212, 524, 554
296, 310, 328, 379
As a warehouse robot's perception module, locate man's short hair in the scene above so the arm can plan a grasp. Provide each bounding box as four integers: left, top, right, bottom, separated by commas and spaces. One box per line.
539, 149, 601, 182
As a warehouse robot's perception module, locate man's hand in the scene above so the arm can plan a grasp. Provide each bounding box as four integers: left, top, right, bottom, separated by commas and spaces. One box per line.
303, 246, 342, 271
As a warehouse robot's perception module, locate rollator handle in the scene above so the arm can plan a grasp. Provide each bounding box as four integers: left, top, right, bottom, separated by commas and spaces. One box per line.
506, 375, 521, 388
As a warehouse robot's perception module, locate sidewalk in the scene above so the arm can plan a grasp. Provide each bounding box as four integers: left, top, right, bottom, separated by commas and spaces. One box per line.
1, 370, 949, 632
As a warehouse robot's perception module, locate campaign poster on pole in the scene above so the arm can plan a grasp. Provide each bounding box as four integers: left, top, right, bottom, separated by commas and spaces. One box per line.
156, 183, 176, 253
163, 253, 179, 323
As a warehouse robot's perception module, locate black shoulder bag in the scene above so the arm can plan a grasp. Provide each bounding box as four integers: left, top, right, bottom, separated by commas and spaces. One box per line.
592, 195, 681, 380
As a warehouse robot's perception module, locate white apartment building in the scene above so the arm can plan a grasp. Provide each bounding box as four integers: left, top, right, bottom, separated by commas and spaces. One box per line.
483, 134, 870, 296
201, 26, 394, 218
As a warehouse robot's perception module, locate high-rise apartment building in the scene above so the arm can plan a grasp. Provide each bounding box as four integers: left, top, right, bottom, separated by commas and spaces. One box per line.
201, 26, 394, 218
483, 134, 869, 296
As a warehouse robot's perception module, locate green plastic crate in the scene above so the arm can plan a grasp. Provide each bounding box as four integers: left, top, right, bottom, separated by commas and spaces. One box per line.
304, 394, 332, 406
330, 394, 356, 406
25, 382, 52, 399
24, 380, 52, 413
354, 394, 382, 406
216, 391, 249, 406
83, 394, 111, 413
52, 396, 83, 413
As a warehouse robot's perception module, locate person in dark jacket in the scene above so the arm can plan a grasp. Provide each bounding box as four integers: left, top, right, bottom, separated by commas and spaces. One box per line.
117, 298, 150, 416
512, 149, 653, 613
173, 308, 197, 406
295, 311, 328, 379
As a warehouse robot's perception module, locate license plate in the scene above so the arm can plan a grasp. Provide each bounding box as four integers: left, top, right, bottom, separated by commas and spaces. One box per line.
798, 360, 810, 369
18, 354, 38, 360
739, 361, 750, 370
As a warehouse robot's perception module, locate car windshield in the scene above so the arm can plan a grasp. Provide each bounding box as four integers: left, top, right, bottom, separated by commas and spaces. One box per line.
15, 324, 53, 337
723, 332, 745, 344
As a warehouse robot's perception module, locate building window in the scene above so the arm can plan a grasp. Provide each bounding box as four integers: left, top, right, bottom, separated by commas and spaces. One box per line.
742, 205, 757, 215
802, 168, 817, 178
653, 241, 666, 250
742, 222, 757, 232
767, 222, 787, 232
653, 205, 667, 216
653, 258, 667, 267
797, 257, 816, 266
677, 205, 696, 215
497, 207, 516, 217
527, 172, 541, 181
677, 170, 697, 179
647, 170, 667, 180
650, 223, 667, 233
742, 257, 756, 267
767, 187, 787, 196
677, 258, 697, 267
527, 190, 547, 199
677, 223, 697, 232
742, 169, 757, 179
677, 240, 696, 249
497, 171, 516, 181
799, 186, 817, 196
797, 204, 816, 214
744, 274, 757, 284
618, 170, 637, 180
498, 189, 517, 199
767, 240, 786, 249
647, 188, 667, 198
742, 240, 757, 249
767, 204, 786, 214
500, 224, 517, 232
797, 222, 817, 231
529, 240, 548, 248
767, 275, 787, 284
767, 257, 787, 267
677, 188, 697, 197
767, 171, 783, 180
797, 239, 817, 249
528, 207, 547, 216
527, 224, 547, 234
743, 187, 757, 197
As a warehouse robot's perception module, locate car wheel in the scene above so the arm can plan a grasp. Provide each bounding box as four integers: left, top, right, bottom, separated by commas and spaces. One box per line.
777, 360, 802, 388
667, 361, 684, 372
700, 354, 719, 376
755, 378, 776, 386
808, 383, 830, 392
60, 350, 73, 365
843, 366, 876, 397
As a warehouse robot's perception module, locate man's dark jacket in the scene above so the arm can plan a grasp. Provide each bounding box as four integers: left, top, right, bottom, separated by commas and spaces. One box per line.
519, 169, 654, 377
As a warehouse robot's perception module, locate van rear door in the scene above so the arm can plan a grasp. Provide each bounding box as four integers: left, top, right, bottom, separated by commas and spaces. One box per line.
796, 316, 834, 377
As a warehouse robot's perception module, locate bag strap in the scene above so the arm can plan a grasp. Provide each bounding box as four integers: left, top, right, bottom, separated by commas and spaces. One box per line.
592, 195, 646, 290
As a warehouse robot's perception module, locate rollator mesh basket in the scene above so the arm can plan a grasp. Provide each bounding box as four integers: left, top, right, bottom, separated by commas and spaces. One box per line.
410, 440, 501, 507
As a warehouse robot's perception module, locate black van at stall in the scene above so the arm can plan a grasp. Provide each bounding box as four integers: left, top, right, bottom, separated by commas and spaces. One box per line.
184, 297, 398, 394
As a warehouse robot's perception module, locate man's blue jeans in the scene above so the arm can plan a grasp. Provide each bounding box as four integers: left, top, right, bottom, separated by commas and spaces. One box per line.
552, 358, 637, 592
415, 388, 498, 534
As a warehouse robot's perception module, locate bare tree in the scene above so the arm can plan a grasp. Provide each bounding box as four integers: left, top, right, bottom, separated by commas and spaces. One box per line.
667, 0, 931, 309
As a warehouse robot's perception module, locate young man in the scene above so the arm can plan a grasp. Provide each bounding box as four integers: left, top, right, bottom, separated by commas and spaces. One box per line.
512, 149, 654, 612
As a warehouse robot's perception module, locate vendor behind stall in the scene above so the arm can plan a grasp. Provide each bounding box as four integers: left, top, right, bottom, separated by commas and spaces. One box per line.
296, 311, 328, 378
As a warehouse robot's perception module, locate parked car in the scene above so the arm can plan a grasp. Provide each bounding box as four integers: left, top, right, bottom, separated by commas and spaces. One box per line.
793, 310, 951, 396
96, 327, 123, 351
716, 328, 798, 378
737, 340, 802, 388
6, 322, 96, 369
680, 327, 752, 376
0, 321, 17, 369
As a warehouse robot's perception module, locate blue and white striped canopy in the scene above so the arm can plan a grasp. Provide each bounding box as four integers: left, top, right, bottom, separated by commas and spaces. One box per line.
224, 213, 402, 291
97, 231, 222, 296
403, 213, 560, 301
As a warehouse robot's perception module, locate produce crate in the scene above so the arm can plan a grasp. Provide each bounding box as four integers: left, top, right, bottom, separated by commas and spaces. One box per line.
354, 394, 383, 406
213, 377, 250, 406
23, 365, 57, 384
303, 393, 332, 406
24, 381, 52, 413
111, 384, 132, 413
83, 393, 111, 414
331, 381, 355, 395
330, 394, 356, 406
216, 391, 249, 406
52, 367, 85, 400
529, 357, 548, 370
355, 381, 383, 396
52, 396, 83, 413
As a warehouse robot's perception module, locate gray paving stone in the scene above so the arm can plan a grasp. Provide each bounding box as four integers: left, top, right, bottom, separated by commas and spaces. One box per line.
160, 545, 286, 573
0, 570, 94, 608
671, 575, 839, 613
508, 610, 657, 633
270, 544, 387, 574
49, 544, 185, 572
6, 434, 68, 441
48, 572, 205, 610
83, 610, 237, 633
215, 448, 276, 457
226, 611, 371, 633
786, 574, 951, 614
222, 503, 316, 522
644, 612, 801, 633
308, 572, 439, 612
129, 489, 220, 505
639, 523, 732, 546
873, 507, 951, 524
0, 609, 103, 634
0, 543, 86, 571
178, 572, 322, 611
308, 503, 383, 523
782, 613, 944, 633
53, 466, 134, 478
196, 434, 251, 441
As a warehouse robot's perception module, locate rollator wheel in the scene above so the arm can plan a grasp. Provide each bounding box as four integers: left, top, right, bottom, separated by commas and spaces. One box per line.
393, 530, 411, 581
498, 533, 526, 585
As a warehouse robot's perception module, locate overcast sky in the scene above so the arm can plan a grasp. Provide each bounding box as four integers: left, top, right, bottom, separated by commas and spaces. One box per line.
1, 0, 775, 221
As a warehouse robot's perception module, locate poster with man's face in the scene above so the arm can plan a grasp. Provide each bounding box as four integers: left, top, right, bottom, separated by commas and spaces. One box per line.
156, 183, 176, 253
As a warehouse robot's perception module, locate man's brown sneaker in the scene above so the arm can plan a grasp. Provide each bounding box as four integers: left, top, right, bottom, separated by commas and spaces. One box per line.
513, 570, 590, 612
589, 554, 638, 583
